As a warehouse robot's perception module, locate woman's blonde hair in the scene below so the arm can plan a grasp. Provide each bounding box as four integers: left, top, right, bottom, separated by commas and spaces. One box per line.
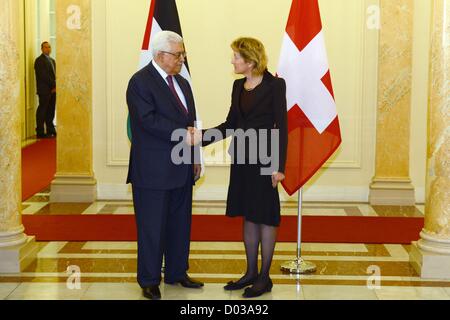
231, 37, 268, 75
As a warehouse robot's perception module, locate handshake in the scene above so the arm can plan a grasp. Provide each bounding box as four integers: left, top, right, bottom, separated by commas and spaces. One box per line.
186, 127, 202, 146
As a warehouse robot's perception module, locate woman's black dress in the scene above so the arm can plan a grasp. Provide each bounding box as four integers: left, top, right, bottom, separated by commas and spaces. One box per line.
204, 71, 288, 227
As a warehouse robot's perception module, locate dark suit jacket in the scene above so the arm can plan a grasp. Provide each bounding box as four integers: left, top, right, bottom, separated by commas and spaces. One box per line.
204, 70, 288, 173
126, 62, 199, 190
34, 54, 56, 95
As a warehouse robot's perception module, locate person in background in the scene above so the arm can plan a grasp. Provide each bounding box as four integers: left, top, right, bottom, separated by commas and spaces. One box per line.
34, 41, 57, 138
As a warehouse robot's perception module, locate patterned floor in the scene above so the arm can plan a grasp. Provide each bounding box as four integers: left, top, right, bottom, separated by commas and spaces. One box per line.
23, 189, 425, 217
2, 189, 444, 300
1, 240, 450, 300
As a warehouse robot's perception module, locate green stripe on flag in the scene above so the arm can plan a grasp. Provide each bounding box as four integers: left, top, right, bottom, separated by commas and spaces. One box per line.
127, 114, 132, 141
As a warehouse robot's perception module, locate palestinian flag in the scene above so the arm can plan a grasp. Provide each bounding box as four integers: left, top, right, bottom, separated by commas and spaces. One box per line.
127, 0, 192, 140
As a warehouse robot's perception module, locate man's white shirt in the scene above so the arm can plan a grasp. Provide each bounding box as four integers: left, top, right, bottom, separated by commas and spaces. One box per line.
152, 60, 188, 112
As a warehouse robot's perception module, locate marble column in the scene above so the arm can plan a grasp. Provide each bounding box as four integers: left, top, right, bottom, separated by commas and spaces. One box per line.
410, 0, 450, 279
0, 0, 38, 273
50, 0, 97, 202
369, 0, 416, 205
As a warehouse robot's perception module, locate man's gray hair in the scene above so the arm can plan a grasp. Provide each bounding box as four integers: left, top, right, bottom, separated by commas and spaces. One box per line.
151, 31, 184, 57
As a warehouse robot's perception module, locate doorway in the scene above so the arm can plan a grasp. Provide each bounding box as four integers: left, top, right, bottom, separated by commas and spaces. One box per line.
22, 0, 57, 142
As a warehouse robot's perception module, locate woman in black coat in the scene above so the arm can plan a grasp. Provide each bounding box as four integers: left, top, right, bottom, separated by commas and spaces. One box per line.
203, 37, 288, 298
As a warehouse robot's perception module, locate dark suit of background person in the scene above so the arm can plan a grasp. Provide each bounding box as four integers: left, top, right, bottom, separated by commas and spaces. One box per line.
126, 33, 203, 301
203, 65, 288, 298
34, 42, 57, 138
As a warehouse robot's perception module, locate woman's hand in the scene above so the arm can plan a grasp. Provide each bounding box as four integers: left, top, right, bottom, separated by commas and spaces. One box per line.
271, 172, 285, 188
193, 164, 202, 182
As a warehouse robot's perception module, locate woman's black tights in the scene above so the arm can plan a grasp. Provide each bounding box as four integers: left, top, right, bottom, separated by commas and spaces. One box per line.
235, 220, 278, 290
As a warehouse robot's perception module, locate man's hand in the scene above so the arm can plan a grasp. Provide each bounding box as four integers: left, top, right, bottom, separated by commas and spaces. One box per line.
193, 164, 202, 182
271, 172, 285, 188
186, 127, 202, 146
51, 88, 56, 94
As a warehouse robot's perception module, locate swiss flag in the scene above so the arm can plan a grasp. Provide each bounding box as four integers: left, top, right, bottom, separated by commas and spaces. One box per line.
278, 0, 342, 196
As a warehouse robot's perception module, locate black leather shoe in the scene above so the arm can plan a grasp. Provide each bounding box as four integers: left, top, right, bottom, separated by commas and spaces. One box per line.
165, 274, 204, 289
48, 132, 57, 137
143, 285, 161, 300
37, 133, 51, 139
242, 279, 273, 298
223, 277, 256, 291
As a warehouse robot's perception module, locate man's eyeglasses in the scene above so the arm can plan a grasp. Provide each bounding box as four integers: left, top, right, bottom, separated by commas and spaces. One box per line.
161, 51, 187, 59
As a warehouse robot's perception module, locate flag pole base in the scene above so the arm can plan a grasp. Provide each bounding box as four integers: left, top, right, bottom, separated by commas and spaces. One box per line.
281, 258, 316, 274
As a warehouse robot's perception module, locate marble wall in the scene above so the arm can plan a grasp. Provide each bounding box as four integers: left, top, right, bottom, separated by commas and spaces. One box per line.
50, 0, 96, 202
368, 0, 418, 205
423, 0, 450, 238
0, 0, 23, 236
375, 0, 414, 178
55, 0, 93, 176
409, 0, 450, 280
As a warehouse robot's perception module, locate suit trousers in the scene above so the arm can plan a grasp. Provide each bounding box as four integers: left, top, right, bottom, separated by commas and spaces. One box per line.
132, 177, 193, 288
36, 93, 56, 135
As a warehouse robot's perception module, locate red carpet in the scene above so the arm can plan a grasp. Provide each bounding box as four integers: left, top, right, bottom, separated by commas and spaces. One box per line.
22, 215, 423, 244
21, 139, 56, 201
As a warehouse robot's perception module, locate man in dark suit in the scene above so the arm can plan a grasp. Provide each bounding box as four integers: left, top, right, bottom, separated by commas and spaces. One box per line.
34, 41, 57, 138
126, 31, 203, 300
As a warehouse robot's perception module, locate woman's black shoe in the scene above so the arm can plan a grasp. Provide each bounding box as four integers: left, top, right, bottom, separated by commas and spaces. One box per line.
223, 277, 256, 291
242, 279, 273, 298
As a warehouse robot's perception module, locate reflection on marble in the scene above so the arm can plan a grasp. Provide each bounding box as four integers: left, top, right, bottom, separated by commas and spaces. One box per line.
81, 283, 144, 300
374, 286, 450, 300
302, 208, 347, 216
0, 283, 20, 300
97, 205, 134, 215
229, 284, 304, 301
1, 281, 449, 300
35, 203, 92, 215
82, 202, 108, 215
83, 242, 137, 251
22, 203, 48, 215
163, 283, 230, 301
21, 139, 37, 148
302, 285, 378, 300
372, 205, 423, 217
37, 242, 68, 257
384, 244, 410, 259
6, 283, 90, 300
17, 256, 420, 278
11, 240, 397, 258
2, 241, 450, 300
358, 205, 379, 216
301, 243, 367, 253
